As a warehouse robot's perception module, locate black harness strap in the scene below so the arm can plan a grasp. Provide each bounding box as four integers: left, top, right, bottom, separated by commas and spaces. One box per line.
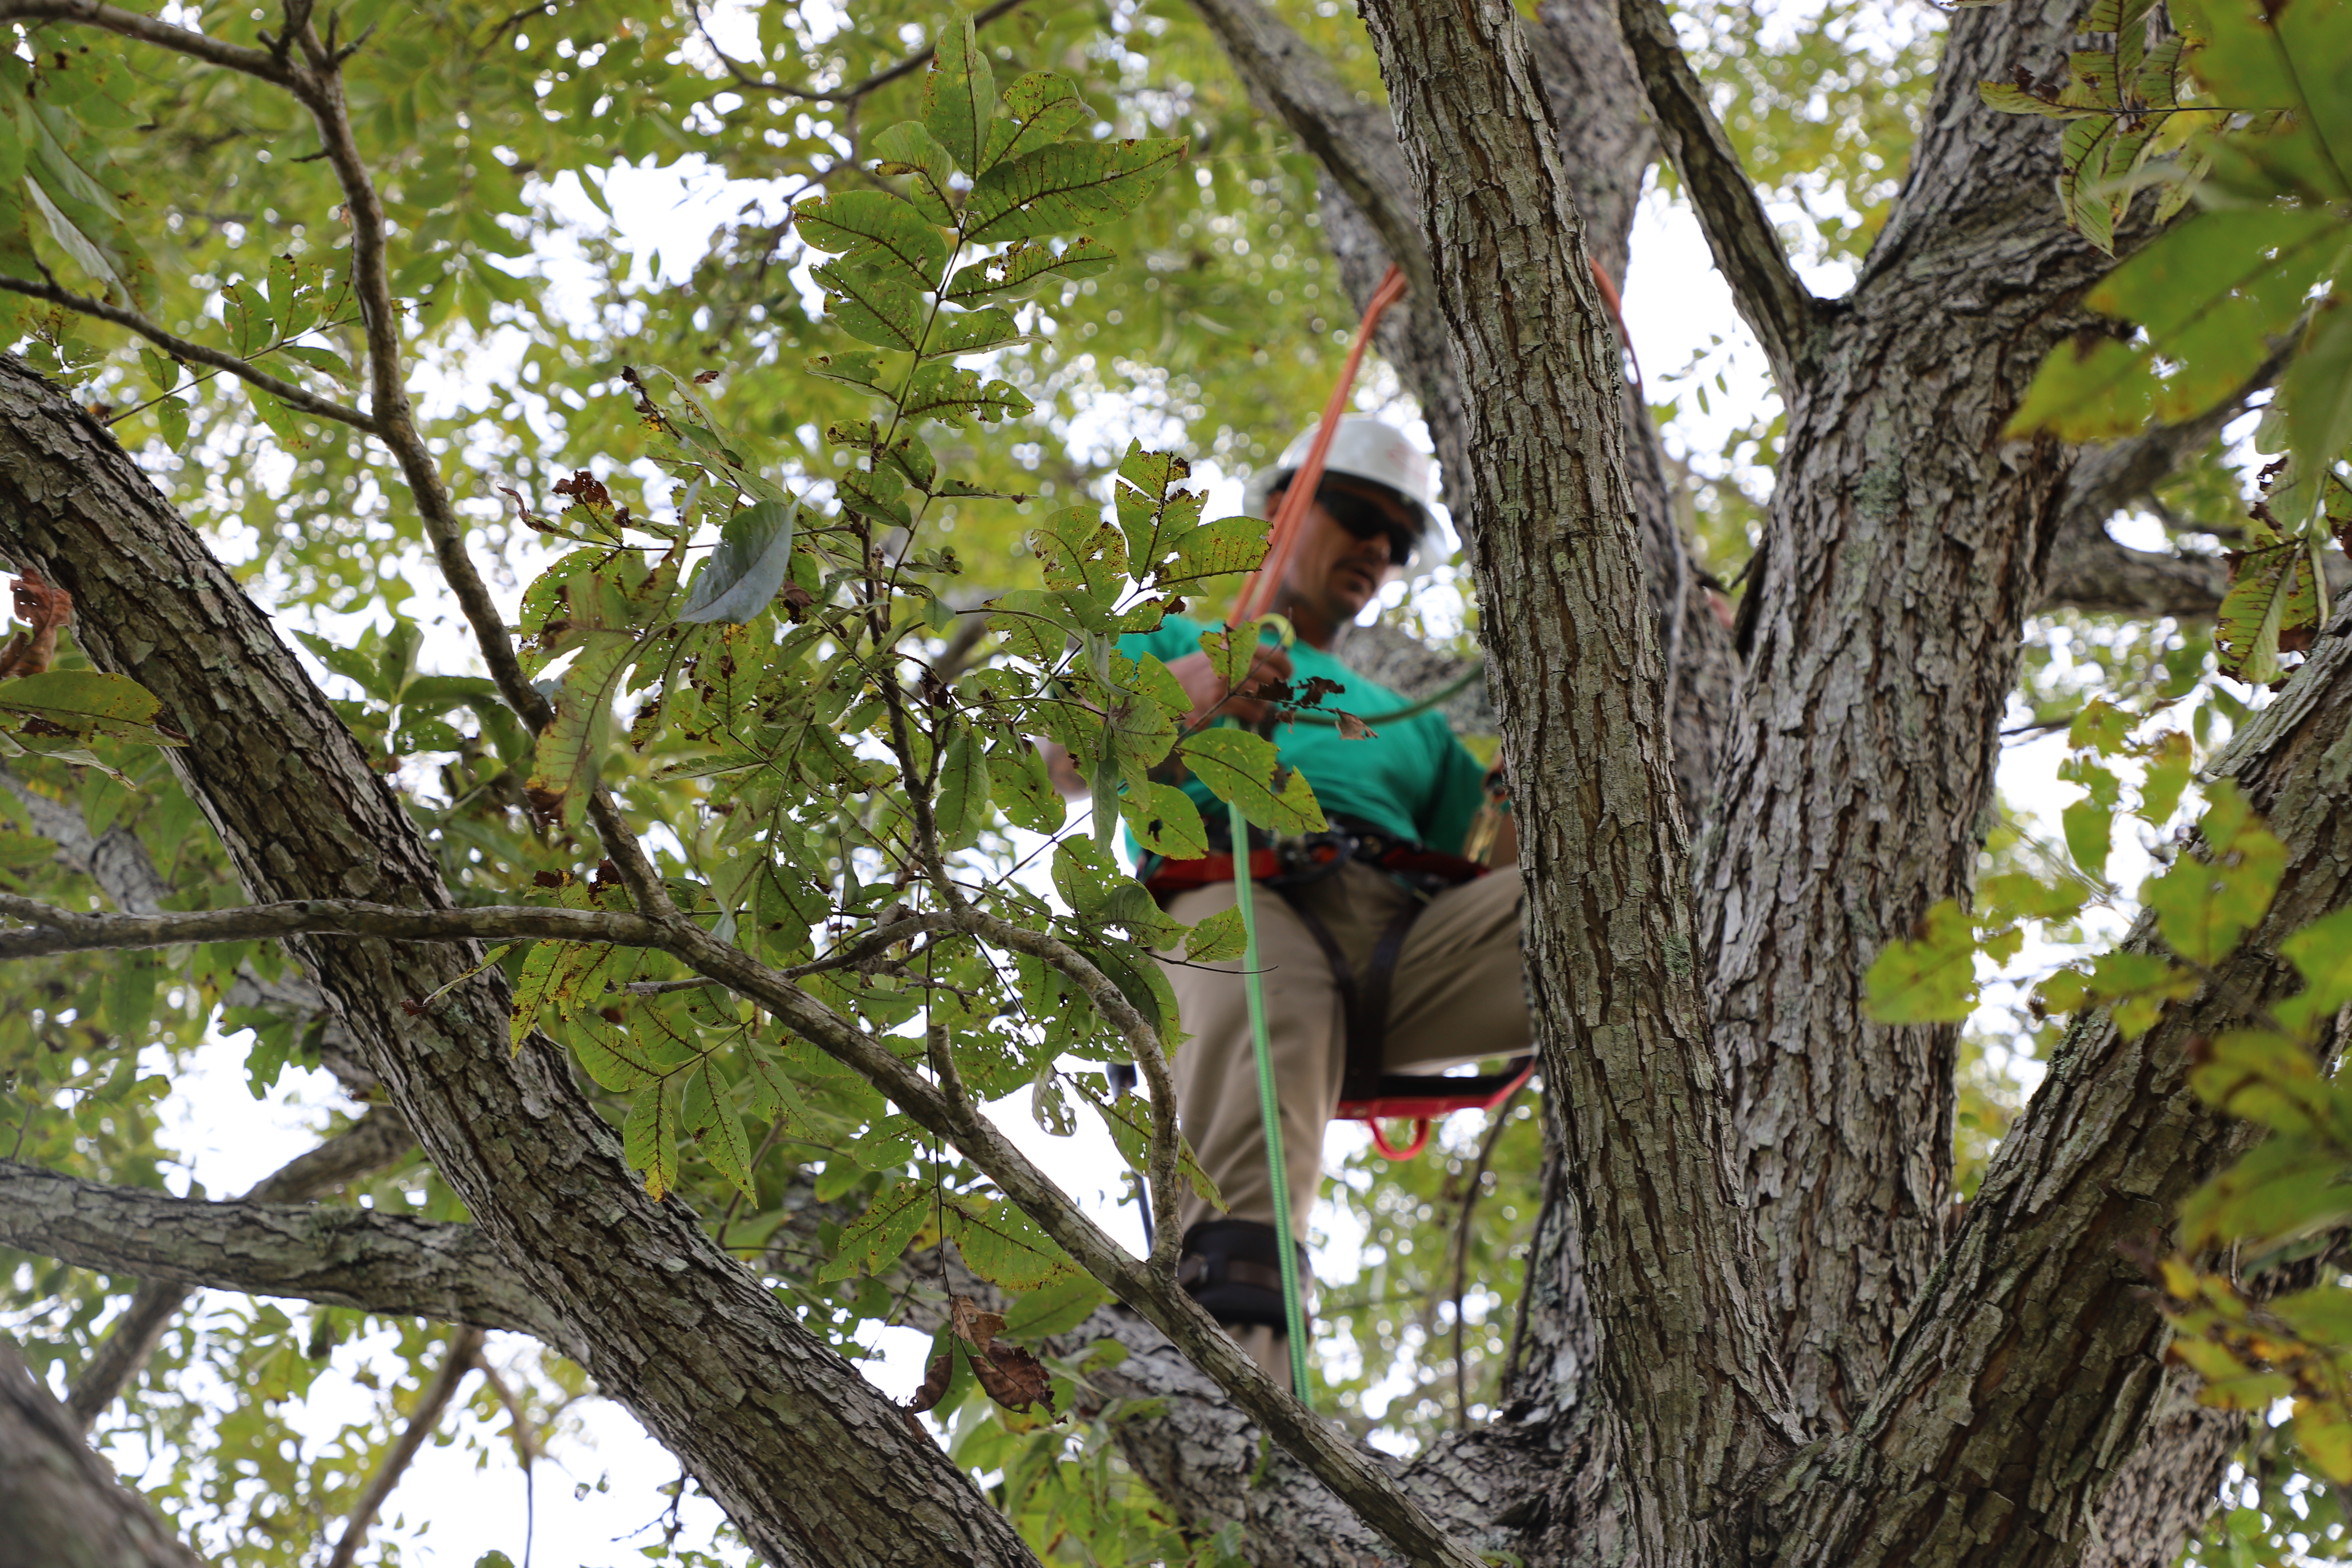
1276, 888, 1428, 1104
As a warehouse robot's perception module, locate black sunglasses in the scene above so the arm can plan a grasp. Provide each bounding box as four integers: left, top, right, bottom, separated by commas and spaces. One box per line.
1312, 484, 1421, 557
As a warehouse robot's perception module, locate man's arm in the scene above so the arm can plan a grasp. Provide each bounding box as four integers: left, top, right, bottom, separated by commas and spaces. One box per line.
1041, 646, 1296, 797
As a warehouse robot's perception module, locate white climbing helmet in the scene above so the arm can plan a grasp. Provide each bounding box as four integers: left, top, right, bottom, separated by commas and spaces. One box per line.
1242, 416, 1452, 576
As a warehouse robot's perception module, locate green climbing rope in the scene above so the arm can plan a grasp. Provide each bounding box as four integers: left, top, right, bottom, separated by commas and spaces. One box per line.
1228, 786, 1314, 1399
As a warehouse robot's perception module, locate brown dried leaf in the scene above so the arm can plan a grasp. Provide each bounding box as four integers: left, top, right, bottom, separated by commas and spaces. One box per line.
903, 1346, 957, 1415
971, 1341, 1056, 1414
949, 1294, 1055, 1414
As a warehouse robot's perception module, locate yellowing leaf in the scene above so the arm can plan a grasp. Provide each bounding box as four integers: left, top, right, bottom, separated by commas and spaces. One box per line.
1176, 726, 1325, 835
0, 670, 185, 747
1862, 899, 1978, 1023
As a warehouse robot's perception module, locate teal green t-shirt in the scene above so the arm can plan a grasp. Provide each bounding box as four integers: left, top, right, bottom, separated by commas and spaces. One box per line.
1118, 613, 1488, 860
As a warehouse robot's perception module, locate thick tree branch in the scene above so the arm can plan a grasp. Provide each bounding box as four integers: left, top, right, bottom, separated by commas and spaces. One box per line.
62, 1111, 415, 1432
1613, 0, 1819, 392
0, 1160, 567, 1343
2037, 521, 2231, 619
0, 0, 290, 81
0, 892, 667, 959
1357, 0, 1796, 1554
1692, 0, 2149, 1434
325, 1326, 484, 1568
0, 1337, 210, 1568
0, 276, 379, 434
1181, 0, 1433, 302
1772, 598, 2352, 1565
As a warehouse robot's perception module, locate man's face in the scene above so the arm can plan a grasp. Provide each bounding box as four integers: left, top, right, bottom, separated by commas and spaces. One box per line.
1279, 479, 1415, 628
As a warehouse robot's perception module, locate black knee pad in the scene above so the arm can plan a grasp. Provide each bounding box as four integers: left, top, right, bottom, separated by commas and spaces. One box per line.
1176, 1219, 1312, 1330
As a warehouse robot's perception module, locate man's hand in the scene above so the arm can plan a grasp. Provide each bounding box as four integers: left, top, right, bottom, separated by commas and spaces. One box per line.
1039, 644, 1295, 798
1166, 645, 1293, 730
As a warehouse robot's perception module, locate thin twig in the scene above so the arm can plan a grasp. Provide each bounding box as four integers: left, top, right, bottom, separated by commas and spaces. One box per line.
325, 1325, 484, 1568
0, 275, 381, 435
1449, 1086, 1524, 1432
691, 0, 1037, 105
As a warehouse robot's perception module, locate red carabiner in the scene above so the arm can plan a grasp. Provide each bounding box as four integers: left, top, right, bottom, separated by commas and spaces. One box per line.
1367, 1116, 1433, 1161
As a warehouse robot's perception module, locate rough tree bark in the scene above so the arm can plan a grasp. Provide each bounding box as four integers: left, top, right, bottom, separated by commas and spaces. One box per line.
1687, 0, 2142, 1435
1357, 0, 1797, 1558
1765, 594, 2352, 1563
4, 0, 2349, 1554
64, 1110, 415, 1432
0, 1336, 209, 1568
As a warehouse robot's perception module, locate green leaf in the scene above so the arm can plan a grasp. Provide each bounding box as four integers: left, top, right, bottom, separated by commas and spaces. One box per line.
1159, 516, 1268, 585
152, 395, 188, 451
943, 236, 1119, 303
981, 72, 1093, 174
1862, 899, 1978, 1023
220, 280, 273, 357
694, 1064, 757, 1203
1050, 835, 1122, 921
1196, 620, 1271, 692
989, 738, 1064, 833
2062, 797, 2115, 880
104, 949, 158, 1045
964, 138, 1188, 245
2008, 334, 2156, 442
870, 119, 957, 225
137, 345, 179, 396
2215, 541, 2315, 684
792, 190, 947, 293
949, 1195, 1080, 1291
0, 670, 185, 747
277, 343, 356, 384
1029, 1065, 1077, 1136
819, 1178, 933, 1282
524, 633, 637, 824
920, 16, 994, 177
2283, 296, 2352, 474
928, 306, 1029, 358
2091, 208, 2348, 423
2145, 786, 2286, 966
814, 251, 927, 352
934, 721, 993, 851
1000, 1272, 1107, 1340
806, 347, 888, 392
2138, 729, 2193, 826
679, 500, 796, 625
1183, 905, 1248, 963
1029, 505, 1130, 600
1175, 727, 1326, 834
622, 1078, 679, 1200
1121, 780, 1208, 859
984, 586, 1076, 665
901, 363, 1032, 427
22, 114, 157, 311
2279, 908, 2352, 1033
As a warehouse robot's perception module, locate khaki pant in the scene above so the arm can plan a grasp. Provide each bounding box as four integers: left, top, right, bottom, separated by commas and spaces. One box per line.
1159, 862, 1531, 1245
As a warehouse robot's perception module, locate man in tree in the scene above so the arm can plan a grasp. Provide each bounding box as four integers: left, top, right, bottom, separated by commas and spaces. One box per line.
2, 0, 2350, 1562
1075, 416, 1528, 1377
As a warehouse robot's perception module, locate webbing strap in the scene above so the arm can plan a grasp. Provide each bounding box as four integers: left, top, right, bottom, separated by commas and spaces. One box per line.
1277, 888, 1426, 1105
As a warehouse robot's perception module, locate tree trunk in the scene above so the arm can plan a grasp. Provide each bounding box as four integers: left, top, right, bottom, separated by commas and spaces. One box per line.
1357, 0, 1797, 1556
1690, 0, 2141, 1430
0, 1336, 210, 1568
1762, 596, 2352, 1564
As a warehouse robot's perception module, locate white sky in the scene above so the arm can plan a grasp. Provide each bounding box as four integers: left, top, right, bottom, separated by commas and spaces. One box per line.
56, 52, 2234, 1566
